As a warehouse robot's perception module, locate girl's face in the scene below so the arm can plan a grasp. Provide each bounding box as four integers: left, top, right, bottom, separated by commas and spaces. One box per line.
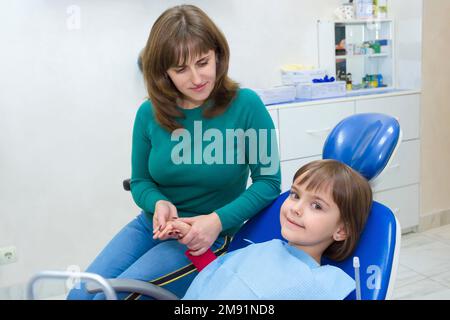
280, 177, 347, 256
166, 49, 217, 109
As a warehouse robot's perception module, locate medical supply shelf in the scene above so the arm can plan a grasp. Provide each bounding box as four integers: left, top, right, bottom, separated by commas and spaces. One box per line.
318, 19, 394, 91
265, 89, 421, 233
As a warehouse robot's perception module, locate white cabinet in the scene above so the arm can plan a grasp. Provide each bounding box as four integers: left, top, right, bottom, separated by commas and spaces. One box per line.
268, 109, 278, 129
355, 94, 420, 140
280, 156, 321, 192
374, 184, 420, 231
268, 109, 280, 155
271, 91, 420, 233
371, 140, 420, 192
278, 102, 353, 160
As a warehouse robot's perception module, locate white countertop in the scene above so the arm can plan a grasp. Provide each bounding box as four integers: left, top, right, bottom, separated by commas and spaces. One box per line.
266, 89, 421, 111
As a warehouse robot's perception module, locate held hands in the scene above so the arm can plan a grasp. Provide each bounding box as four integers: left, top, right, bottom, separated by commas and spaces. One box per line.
152, 202, 223, 256
177, 213, 223, 256
152, 200, 179, 240
155, 212, 223, 256
156, 218, 191, 241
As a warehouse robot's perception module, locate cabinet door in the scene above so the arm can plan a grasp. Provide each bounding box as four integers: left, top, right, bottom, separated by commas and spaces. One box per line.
278, 102, 354, 161
268, 109, 278, 129
355, 94, 420, 141
280, 156, 321, 192
374, 184, 420, 232
371, 140, 420, 192
268, 109, 280, 156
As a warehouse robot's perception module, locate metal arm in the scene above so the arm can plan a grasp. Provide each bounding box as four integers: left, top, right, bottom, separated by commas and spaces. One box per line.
86, 279, 179, 300
27, 270, 117, 300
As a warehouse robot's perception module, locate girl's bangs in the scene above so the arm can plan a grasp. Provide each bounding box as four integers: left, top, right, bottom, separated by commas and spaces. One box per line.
296, 168, 334, 196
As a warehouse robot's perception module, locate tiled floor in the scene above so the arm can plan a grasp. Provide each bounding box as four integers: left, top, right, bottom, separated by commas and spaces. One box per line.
393, 224, 450, 300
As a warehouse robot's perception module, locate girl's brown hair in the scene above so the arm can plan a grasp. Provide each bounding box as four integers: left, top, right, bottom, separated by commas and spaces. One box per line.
293, 159, 373, 261
141, 5, 239, 132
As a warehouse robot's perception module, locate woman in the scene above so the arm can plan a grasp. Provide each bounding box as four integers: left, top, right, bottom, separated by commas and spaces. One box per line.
67, 4, 280, 300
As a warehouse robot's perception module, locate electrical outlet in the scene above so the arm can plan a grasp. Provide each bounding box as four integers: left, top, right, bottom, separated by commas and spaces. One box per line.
0, 246, 18, 265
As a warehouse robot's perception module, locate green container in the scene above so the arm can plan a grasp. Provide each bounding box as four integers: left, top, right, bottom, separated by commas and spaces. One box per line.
371, 42, 381, 54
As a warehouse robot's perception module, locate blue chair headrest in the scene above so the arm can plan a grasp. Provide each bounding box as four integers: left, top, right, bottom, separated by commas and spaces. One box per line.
322, 113, 400, 181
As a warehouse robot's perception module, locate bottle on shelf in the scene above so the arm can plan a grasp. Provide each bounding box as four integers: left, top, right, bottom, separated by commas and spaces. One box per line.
373, 0, 379, 18
346, 73, 353, 90
377, 74, 384, 87
376, 0, 388, 19
363, 74, 370, 88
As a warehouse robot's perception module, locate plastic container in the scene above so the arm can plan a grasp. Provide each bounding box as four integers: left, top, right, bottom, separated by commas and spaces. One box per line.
377, 0, 388, 19
296, 81, 347, 100
354, 0, 373, 20
377, 74, 384, 87
281, 69, 327, 85
254, 86, 297, 105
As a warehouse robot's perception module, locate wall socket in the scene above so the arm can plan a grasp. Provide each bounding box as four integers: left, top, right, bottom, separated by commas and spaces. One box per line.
0, 246, 18, 265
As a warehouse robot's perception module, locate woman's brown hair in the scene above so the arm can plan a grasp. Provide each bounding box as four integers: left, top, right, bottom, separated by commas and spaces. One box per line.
141, 5, 239, 132
293, 159, 373, 261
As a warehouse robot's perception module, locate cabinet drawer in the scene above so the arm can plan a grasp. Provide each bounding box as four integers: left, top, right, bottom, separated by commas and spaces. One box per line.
280, 156, 321, 192
355, 94, 420, 141
371, 139, 420, 192
279, 102, 354, 160
374, 184, 420, 231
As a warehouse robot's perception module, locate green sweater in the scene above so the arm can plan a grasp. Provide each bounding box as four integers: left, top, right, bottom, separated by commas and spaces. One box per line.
130, 88, 281, 236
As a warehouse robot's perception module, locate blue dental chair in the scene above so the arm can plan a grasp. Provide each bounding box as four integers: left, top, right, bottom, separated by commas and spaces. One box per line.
229, 112, 402, 300
43, 112, 400, 300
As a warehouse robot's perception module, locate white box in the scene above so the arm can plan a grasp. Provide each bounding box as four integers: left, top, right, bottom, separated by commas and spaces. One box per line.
354, 0, 373, 19
296, 81, 347, 100
281, 69, 327, 85
254, 86, 297, 105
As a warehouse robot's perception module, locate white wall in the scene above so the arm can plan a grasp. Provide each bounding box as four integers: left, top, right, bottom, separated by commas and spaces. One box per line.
0, 0, 421, 298
390, 0, 423, 89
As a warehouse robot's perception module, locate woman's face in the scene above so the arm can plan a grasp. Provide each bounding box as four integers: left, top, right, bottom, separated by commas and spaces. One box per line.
167, 49, 217, 109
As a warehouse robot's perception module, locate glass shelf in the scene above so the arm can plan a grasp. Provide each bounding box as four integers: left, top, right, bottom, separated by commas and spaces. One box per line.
336, 53, 389, 59
334, 19, 393, 88
318, 19, 394, 90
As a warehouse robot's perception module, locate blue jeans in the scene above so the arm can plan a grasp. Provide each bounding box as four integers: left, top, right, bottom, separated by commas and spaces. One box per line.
66, 212, 230, 300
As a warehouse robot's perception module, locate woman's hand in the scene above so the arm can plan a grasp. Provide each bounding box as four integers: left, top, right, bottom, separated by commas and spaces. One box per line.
177, 212, 223, 256
152, 200, 178, 240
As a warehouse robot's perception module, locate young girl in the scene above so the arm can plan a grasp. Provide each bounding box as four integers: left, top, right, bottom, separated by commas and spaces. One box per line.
160, 159, 372, 299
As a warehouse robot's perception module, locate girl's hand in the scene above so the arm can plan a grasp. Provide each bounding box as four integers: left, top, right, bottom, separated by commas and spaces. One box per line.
157, 219, 191, 240
177, 212, 223, 256
152, 200, 178, 240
